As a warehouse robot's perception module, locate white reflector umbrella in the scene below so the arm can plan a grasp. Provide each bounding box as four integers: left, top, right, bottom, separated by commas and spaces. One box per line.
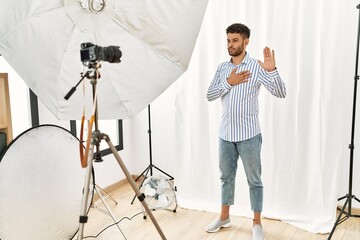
0, 125, 93, 239
0, 0, 209, 120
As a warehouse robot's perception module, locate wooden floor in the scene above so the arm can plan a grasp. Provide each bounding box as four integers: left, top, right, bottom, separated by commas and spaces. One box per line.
78, 181, 360, 240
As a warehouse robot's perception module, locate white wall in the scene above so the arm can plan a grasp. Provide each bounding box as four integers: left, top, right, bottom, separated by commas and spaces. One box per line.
0, 57, 30, 137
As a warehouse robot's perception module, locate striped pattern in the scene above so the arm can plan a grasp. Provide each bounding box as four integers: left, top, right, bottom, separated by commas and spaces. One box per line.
207, 53, 286, 142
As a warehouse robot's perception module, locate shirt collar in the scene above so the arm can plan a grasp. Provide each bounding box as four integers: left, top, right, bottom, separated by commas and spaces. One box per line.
229, 52, 249, 66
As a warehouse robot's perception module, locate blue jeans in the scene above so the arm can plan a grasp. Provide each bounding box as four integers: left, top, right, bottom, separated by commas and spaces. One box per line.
219, 134, 263, 212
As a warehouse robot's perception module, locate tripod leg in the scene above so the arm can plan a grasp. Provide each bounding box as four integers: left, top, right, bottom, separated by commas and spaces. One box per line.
351, 196, 360, 217
327, 197, 350, 240
131, 166, 151, 205
104, 136, 167, 240
153, 165, 174, 180
77, 142, 95, 240
93, 186, 118, 215
134, 165, 151, 182
94, 184, 118, 206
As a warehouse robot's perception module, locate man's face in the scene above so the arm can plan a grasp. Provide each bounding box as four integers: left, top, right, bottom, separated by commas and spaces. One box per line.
227, 33, 248, 57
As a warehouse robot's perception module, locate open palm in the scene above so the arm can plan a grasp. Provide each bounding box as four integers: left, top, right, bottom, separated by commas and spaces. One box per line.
258, 47, 276, 72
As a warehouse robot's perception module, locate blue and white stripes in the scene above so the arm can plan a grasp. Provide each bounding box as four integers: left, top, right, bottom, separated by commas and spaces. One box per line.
207, 53, 286, 142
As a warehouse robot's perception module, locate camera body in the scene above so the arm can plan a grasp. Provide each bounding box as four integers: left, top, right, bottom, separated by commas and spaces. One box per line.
80, 42, 122, 64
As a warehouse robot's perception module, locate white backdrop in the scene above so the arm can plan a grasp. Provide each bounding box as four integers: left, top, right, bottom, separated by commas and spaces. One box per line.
2, 0, 360, 235
146, 0, 360, 234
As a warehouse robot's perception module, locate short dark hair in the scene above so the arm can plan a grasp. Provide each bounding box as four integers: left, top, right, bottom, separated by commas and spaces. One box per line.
226, 23, 251, 39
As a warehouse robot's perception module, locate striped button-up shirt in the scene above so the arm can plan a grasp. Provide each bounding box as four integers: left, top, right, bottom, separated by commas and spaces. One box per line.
207, 52, 286, 142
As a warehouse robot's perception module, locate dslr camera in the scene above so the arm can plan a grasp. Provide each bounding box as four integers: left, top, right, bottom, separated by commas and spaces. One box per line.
80, 42, 122, 64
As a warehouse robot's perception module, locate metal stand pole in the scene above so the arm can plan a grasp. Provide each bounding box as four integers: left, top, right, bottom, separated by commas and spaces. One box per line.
131, 105, 174, 205
327, 4, 360, 239
77, 136, 95, 240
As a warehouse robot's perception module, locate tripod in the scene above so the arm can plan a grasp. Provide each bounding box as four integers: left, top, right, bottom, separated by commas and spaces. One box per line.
65, 64, 167, 240
131, 104, 174, 205
327, 4, 360, 239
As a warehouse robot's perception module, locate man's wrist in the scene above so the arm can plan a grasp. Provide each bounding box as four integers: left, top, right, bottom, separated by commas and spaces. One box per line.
224, 78, 232, 89
267, 67, 277, 72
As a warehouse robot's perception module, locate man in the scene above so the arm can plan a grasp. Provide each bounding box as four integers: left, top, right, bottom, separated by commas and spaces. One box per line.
205, 23, 286, 240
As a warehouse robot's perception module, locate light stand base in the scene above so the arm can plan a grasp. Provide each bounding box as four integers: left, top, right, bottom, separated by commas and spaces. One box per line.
92, 184, 125, 237
327, 195, 360, 239
92, 184, 118, 215
131, 164, 174, 205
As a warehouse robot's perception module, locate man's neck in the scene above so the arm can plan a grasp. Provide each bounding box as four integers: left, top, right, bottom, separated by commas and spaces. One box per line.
231, 52, 246, 65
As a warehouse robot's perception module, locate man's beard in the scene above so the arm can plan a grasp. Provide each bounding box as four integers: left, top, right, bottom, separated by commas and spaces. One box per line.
228, 43, 244, 57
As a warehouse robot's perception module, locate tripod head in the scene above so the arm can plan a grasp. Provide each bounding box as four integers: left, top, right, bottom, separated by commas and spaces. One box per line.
63, 65, 100, 101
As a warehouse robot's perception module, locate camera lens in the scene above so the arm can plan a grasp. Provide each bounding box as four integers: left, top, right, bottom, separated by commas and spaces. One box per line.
100, 46, 122, 63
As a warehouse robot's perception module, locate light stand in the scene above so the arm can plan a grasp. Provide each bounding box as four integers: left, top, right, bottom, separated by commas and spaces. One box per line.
327, 4, 360, 239
65, 64, 167, 240
91, 170, 125, 237
131, 104, 174, 205
90, 168, 119, 221
92, 184, 118, 214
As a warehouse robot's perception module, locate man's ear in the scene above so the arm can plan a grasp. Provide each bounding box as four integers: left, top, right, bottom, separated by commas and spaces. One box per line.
244, 38, 249, 46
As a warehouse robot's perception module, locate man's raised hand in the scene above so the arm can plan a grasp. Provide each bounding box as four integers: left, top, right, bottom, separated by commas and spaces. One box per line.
258, 47, 276, 72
